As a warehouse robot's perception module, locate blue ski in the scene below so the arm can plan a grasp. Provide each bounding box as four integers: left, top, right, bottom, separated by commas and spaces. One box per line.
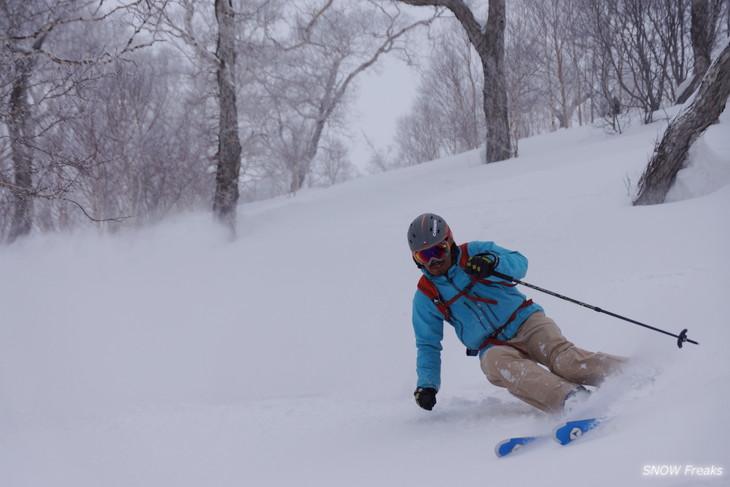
495, 435, 546, 457
495, 417, 608, 457
552, 417, 606, 445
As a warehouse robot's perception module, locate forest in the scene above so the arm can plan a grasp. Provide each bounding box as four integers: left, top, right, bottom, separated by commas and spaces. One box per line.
1, 0, 728, 241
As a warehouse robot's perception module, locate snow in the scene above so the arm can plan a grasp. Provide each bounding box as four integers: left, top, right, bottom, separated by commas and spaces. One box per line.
1, 105, 729, 486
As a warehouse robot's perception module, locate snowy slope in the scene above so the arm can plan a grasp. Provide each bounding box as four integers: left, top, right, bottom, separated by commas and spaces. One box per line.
1, 108, 729, 487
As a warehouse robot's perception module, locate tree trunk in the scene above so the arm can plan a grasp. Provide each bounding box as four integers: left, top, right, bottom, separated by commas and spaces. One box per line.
7, 62, 34, 242
397, 0, 512, 163
634, 40, 730, 206
212, 0, 243, 233
6, 35, 45, 243
481, 0, 512, 162
289, 64, 337, 194
676, 0, 717, 104
290, 118, 326, 194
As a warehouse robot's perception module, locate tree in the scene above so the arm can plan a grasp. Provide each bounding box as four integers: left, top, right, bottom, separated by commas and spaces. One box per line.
634, 40, 730, 206
0, 0, 163, 242
676, 0, 724, 103
159, 0, 278, 235
605, 0, 670, 124
393, 22, 484, 164
4, 32, 45, 242
310, 136, 355, 187
504, 0, 550, 142
396, 0, 512, 163
212, 0, 243, 232
525, 0, 586, 130
46, 47, 214, 231
395, 94, 447, 165
259, 0, 438, 193
578, 0, 717, 126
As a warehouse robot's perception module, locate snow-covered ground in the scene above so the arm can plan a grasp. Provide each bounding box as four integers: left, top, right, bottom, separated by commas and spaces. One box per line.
1, 107, 728, 486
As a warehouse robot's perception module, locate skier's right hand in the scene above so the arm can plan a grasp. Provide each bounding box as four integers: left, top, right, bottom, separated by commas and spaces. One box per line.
465, 252, 499, 278
414, 387, 437, 411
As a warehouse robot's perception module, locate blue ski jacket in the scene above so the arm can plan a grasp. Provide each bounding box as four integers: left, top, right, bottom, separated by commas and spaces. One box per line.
412, 241, 543, 391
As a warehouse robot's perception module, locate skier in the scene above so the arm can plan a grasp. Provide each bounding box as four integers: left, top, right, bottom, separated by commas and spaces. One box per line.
408, 213, 627, 414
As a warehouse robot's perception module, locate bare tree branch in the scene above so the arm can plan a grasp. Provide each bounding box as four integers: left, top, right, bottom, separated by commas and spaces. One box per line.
0, 179, 131, 223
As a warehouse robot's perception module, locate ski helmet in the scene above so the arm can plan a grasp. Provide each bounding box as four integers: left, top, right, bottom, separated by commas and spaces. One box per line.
407, 213, 452, 253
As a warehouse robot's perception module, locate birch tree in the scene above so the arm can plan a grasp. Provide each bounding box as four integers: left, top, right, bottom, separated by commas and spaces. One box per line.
393, 23, 483, 165
41, 46, 214, 231
258, 0, 438, 194
0, 0, 163, 242
525, 0, 586, 129
504, 0, 550, 141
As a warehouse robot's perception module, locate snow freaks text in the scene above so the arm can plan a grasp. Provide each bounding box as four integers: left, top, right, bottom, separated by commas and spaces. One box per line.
642, 465, 724, 478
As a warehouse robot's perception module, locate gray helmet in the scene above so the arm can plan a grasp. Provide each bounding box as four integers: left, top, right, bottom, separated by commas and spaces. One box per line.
407, 213, 452, 252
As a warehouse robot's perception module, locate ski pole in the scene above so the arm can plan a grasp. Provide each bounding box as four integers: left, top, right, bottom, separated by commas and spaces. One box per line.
490, 270, 699, 349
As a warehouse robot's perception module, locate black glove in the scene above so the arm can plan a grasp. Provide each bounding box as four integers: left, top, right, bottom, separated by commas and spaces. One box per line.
465, 252, 499, 278
414, 387, 437, 411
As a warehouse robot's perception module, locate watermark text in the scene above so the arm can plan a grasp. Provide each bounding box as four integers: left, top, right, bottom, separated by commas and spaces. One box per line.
642, 465, 724, 477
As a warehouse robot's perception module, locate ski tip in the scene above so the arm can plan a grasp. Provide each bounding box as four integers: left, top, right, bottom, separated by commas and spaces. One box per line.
494, 436, 543, 457
495, 438, 512, 457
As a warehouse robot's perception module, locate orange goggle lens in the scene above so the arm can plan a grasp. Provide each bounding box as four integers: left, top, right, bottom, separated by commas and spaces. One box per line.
413, 241, 450, 265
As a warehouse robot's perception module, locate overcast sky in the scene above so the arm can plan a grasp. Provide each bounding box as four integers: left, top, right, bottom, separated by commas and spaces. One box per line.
349, 56, 420, 172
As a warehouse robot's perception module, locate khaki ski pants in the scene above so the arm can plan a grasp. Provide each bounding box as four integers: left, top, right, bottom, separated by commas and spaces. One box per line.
480, 311, 627, 413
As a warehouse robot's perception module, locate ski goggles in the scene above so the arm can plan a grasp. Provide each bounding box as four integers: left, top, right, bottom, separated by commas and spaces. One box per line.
413, 241, 451, 265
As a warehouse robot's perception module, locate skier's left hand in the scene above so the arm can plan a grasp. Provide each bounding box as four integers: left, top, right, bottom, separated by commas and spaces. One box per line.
465, 253, 499, 278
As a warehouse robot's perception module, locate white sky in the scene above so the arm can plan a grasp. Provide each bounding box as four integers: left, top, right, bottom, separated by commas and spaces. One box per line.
346, 1, 447, 174
349, 56, 421, 172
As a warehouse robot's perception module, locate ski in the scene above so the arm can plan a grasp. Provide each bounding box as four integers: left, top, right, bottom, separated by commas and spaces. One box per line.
495, 417, 608, 457
553, 417, 606, 445
494, 435, 546, 457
